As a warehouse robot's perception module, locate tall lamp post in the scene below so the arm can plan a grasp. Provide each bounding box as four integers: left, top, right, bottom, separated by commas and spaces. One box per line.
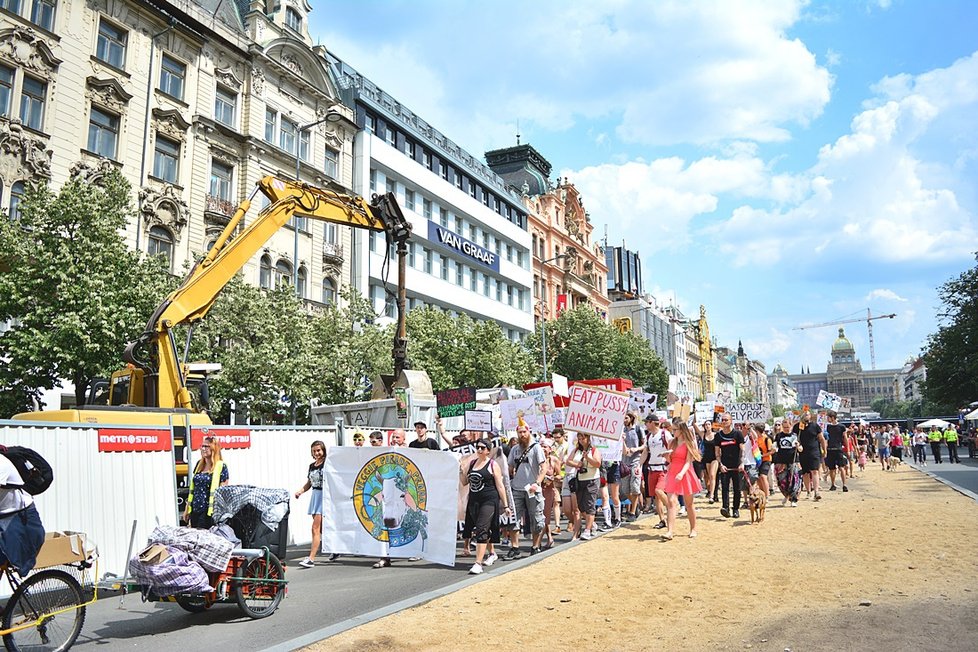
538, 254, 567, 381
293, 109, 345, 295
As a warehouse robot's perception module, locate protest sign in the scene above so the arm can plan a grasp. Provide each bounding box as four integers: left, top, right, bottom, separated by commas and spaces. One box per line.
464, 409, 493, 433
815, 390, 844, 412
552, 372, 570, 397
593, 435, 623, 462
449, 436, 503, 457
526, 386, 558, 432
322, 447, 459, 566
499, 397, 536, 432
694, 401, 716, 424
628, 390, 658, 418
436, 386, 476, 418
394, 387, 408, 420
500, 392, 559, 434
725, 402, 772, 422
563, 385, 629, 440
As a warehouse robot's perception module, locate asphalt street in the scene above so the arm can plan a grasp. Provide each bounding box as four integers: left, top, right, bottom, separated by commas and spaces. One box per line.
69, 516, 601, 652
909, 444, 978, 497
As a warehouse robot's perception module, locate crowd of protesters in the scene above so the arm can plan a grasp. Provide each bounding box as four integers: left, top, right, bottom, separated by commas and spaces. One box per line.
292, 412, 972, 575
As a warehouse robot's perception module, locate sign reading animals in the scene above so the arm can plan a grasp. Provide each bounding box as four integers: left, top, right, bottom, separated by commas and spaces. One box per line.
436, 387, 476, 418
725, 402, 772, 422
564, 385, 629, 441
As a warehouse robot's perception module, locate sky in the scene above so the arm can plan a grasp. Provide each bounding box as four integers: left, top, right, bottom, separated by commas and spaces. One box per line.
309, 0, 978, 377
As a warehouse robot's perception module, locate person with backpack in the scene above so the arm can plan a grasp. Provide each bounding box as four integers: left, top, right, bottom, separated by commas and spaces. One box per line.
0, 449, 46, 574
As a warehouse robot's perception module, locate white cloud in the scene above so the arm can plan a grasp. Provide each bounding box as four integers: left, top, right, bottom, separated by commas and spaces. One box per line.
865, 289, 908, 302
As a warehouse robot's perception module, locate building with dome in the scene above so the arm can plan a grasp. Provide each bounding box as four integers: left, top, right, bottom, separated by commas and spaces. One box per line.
787, 328, 900, 412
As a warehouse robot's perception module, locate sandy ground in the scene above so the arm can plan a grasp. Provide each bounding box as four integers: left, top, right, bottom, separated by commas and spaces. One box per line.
309, 462, 978, 652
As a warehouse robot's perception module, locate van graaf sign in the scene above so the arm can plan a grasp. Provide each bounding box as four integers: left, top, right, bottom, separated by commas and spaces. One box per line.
428, 222, 500, 273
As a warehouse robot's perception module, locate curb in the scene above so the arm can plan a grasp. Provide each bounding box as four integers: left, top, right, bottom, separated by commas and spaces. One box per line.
261, 517, 637, 652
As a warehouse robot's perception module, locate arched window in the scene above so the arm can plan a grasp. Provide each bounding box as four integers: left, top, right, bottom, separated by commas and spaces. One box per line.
275, 259, 292, 288
297, 265, 307, 299
259, 254, 272, 289
147, 225, 174, 270
9, 181, 25, 220
322, 277, 336, 305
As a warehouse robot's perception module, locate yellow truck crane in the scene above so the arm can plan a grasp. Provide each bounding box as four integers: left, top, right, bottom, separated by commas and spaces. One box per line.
13, 176, 412, 485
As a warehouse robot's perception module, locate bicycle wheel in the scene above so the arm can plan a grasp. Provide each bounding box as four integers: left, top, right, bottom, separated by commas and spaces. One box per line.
2, 569, 85, 652
233, 554, 285, 619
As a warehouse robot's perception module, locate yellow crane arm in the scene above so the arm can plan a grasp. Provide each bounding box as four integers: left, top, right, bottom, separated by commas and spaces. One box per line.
124, 176, 411, 409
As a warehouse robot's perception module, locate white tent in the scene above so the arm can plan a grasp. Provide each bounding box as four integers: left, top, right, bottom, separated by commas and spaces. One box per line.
964, 408, 978, 420
918, 418, 952, 429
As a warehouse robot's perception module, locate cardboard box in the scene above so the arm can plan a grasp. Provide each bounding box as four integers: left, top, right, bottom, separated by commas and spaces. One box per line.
34, 531, 89, 569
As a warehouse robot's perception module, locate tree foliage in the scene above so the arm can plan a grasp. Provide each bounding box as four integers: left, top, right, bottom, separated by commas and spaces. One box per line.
0, 170, 172, 417
922, 254, 978, 412
405, 306, 535, 391
526, 305, 668, 396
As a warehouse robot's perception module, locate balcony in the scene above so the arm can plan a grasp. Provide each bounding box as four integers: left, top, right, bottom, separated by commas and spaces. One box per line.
204, 194, 236, 226
323, 241, 344, 264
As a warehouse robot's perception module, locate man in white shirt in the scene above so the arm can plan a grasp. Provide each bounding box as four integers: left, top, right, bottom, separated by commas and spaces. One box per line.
0, 453, 45, 574
643, 415, 673, 530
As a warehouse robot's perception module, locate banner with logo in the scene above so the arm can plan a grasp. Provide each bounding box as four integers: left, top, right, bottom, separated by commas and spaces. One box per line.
321, 447, 459, 567
190, 427, 251, 450
97, 428, 171, 452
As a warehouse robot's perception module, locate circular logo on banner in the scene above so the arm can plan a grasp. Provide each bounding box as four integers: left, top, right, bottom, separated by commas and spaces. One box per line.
353, 453, 428, 547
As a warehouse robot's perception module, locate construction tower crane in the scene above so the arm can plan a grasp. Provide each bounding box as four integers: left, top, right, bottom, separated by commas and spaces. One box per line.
793, 308, 896, 370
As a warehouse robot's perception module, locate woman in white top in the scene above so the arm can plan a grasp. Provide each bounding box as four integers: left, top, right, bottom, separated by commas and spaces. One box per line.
565, 433, 602, 540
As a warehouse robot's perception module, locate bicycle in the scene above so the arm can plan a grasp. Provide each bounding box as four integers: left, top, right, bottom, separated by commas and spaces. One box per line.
0, 558, 97, 652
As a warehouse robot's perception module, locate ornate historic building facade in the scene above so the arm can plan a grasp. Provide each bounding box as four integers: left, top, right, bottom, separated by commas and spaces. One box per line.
1, 0, 357, 307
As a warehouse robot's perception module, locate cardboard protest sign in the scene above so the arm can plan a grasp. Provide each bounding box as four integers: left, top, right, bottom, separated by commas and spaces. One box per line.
563, 385, 629, 440
552, 373, 570, 397
593, 435, 623, 462
500, 392, 559, 434
436, 387, 476, 418
694, 401, 716, 424
725, 402, 772, 422
464, 409, 493, 433
499, 397, 536, 432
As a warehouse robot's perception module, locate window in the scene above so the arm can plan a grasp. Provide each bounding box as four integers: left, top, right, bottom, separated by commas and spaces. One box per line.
275, 259, 292, 288
0, 65, 12, 117
147, 226, 174, 270
0, 0, 22, 14
30, 0, 55, 31
20, 76, 45, 130
365, 113, 377, 134
424, 248, 432, 274
469, 268, 477, 292
159, 54, 185, 100
322, 278, 336, 305
152, 135, 179, 183
324, 146, 338, 179
408, 242, 417, 267
495, 279, 502, 302
324, 222, 337, 244
404, 140, 415, 159
423, 152, 432, 171
508, 285, 515, 306
264, 108, 276, 143
285, 7, 302, 31
87, 106, 118, 158
404, 189, 415, 211
297, 266, 307, 298
455, 261, 463, 286
482, 273, 489, 296
96, 19, 127, 69
385, 177, 396, 195
259, 255, 272, 289
369, 169, 377, 193
439, 255, 448, 281
279, 117, 297, 155
385, 126, 395, 147
454, 171, 462, 190
8, 181, 24, 220
214, 86, 236, 127
423, 198, 432, 220
439, 207, 448, 227
209, 159, 233, 201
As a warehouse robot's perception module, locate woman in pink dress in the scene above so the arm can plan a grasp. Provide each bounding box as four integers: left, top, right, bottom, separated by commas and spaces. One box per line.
662, 420, 703, 540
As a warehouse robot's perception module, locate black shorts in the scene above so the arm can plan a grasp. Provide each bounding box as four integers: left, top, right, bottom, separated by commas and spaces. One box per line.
757, 461, 771, 475
702, 445, 717, 463
800, 455, 822, 473
600, 461, 621, 484
825, 449, 847, 470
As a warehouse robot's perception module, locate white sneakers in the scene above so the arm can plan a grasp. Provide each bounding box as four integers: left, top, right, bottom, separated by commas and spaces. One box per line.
678, 506, 687, 517
469, 563, 483, 575
298, 558, 314, 568
484, 552, 498, 567
581, 530, 593, 540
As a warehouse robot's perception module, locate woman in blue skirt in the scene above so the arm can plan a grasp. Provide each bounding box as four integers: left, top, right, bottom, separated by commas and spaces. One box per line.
295, 440, 326, 568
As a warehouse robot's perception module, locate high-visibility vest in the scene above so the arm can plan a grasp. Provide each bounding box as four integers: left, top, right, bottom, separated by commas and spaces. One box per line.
187, 460, 225, 517
944, 429, 958, 443
927, 431, 942, 442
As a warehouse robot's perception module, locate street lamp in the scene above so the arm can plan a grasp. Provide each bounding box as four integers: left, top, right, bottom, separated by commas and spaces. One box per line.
538, 254, 567, 381
292, 108, 345, 294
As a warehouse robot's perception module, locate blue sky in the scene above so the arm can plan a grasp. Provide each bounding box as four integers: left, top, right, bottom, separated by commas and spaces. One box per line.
310, 0, 978, 376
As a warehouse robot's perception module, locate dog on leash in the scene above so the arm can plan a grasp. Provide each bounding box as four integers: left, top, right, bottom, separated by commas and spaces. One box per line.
889, 456, 903, 470
747, 481, 767, 523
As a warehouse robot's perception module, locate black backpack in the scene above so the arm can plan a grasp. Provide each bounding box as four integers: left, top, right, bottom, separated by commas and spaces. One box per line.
0, 446, 53, 495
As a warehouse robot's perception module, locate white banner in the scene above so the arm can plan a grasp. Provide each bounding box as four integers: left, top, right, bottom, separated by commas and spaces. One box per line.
816, 390, 844, 412
593, 434, 623, 462
464, 409, 493, 432
321, 447, 459, 567
694, 401, 716, 424
627, 390, 658, 418
563, 385, 629, 440
725, 402, 772, 422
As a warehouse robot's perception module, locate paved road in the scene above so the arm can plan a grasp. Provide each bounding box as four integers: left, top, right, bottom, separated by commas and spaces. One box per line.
909, 445, 978, 497
70, 519, 597, 652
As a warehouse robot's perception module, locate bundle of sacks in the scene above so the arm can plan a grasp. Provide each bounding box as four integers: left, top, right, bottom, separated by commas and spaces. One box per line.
128, 525, 235, 596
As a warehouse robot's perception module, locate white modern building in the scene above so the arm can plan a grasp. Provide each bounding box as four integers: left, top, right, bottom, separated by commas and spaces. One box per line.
330, 57, 534, 340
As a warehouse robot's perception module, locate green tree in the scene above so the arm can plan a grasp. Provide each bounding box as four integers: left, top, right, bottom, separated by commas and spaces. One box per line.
404, 306, 535, 391
922, 254, 978, 413
0, 170, 172, 417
